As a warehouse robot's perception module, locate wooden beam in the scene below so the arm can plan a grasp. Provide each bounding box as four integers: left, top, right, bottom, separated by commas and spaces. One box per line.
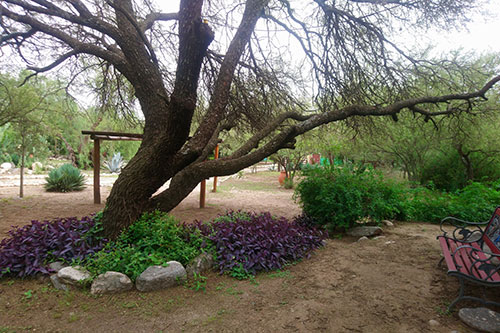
212, 144, 219, 192
82, 130, 143, 139
93, 138, 101, 204
92, 135, 143, 141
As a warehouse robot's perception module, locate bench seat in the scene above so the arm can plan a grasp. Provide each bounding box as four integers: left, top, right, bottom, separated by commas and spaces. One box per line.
438, 209, 500, 311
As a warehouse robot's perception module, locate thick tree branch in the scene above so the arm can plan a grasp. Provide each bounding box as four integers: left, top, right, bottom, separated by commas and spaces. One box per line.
4, 0, 122, 41
187, 0, 270, 152
1, 5, 127, 66
141, 12, 179, 32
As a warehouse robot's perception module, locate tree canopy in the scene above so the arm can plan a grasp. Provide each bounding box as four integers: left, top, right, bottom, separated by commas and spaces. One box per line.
1, 0, 499, 238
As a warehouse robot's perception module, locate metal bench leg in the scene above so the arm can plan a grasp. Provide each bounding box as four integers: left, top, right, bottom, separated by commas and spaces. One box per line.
438, 257, 444, 268
447, 278, 465, 312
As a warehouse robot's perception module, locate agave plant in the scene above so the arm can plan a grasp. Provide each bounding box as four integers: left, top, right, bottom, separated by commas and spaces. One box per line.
103, 152, 125, 173
45, 163, 86, 192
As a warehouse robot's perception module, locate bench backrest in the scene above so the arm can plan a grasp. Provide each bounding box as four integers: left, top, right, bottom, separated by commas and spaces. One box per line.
483, 206, 500, 255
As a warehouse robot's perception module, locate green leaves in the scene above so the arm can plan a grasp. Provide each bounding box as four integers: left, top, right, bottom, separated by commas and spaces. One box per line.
44, 164, 86, 192
85, 211, 207, 281
295, 165, 406, 231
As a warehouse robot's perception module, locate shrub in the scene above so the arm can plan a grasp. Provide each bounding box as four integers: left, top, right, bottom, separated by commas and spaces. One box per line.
187, 211, 327, 278
295, 165, 407, 231
0, 215, 106, 277
45, 163, 86, 192
406, 181, 500, 223
103, 152, 125, 173
283, 177, 294, 189
85, 211, 207, 281
420, 152, 467, 191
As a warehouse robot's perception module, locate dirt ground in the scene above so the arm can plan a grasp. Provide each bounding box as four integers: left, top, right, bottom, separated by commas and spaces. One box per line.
0, 171, 499, 332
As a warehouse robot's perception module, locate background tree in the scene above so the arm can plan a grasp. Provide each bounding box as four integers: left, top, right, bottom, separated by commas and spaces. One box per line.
1, 0, 499, 238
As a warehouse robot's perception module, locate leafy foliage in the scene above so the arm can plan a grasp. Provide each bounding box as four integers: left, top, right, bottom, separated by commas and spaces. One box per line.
296, 163, 500, 226
85, 211, 207, 281
103, 152, 125, 173
0, 215, 106, 277
45, 163, 86, 192
406, 181, 500, 223
295, 165, 406, 231
187, 211, 327, 278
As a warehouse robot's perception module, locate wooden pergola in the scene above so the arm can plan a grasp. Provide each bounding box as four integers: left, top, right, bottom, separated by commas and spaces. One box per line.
81, 130, 142, 204
81, 130, 218, 207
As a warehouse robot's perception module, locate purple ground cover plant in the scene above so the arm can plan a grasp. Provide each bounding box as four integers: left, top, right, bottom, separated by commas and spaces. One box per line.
0, 215, 107, 277
187, 211, 327, 276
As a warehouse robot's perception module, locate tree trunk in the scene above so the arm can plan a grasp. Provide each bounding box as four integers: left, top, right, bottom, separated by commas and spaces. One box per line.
457, 144, 474, 181
101, 0, 269, 239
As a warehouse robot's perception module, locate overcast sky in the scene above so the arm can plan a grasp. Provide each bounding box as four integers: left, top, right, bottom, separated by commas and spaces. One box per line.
159, 0, 500, 55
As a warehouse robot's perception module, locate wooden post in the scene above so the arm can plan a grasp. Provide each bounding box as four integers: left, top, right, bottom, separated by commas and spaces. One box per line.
200, 179, 206, 208
93, 138, 101, 204
212, 144, 219, 192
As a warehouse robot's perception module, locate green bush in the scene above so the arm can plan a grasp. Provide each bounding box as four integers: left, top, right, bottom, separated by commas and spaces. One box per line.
44, 163, 86, 192
85, 211, 208, 281
406, 181, 500, 223
420, 152, 466, 191
421, 151, 500, 192
295, 164, 407, 232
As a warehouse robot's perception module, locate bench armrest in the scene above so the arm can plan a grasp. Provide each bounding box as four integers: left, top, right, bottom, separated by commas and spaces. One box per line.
440, 217, 488, 242
453, 245, 500, 279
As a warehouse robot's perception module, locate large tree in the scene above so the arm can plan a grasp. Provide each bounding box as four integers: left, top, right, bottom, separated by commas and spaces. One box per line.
1, 0, 499, 238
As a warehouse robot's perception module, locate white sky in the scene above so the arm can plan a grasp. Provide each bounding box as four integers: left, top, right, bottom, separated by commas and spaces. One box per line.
159, 0, 500, 55
418, 1, 500, 55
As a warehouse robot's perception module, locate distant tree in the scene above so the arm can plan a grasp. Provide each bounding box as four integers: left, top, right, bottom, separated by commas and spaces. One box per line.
2, 0, 499, 238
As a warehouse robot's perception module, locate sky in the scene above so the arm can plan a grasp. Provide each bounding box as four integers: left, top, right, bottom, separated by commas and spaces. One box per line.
419, 1, 500, 55
159, 0, 500, 55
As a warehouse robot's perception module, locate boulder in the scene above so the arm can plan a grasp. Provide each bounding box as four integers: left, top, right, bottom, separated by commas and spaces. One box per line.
57, 266, 91, 287
357, 236, 369, 242
459, 307, 500, 333
347, 226, 383, 238
90, 271, 133, 295
50, 274, 70, 291
0, 162, 12, 170
186, 253, 215, 277
136, 262, 187, 292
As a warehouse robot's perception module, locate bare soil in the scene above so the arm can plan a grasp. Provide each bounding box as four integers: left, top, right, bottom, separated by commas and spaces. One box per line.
0, 171, 498, 332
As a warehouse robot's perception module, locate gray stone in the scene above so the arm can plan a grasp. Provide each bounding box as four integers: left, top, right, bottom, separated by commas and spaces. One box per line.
136, 262, 187, 292
57, 266, 91, 287
347, 226, 383, 237
429, 319, 440, 327
382, 220, 394, 227
49, 261, 66, 273
459, 307, 500, 333
0, 162, 12, 170
186, 253, 214, 277
50, 274, 69, 291
357, 236, 369, 242
90, 271, 133, 295
373, 236, 386, 240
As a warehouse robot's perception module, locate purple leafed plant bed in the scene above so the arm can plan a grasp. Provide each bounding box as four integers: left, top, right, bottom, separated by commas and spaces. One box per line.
188, 211, 328, 275
0, 215, 107, 278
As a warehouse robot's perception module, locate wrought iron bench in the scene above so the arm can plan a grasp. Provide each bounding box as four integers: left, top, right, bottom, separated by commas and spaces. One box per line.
437, 206, 500, 311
